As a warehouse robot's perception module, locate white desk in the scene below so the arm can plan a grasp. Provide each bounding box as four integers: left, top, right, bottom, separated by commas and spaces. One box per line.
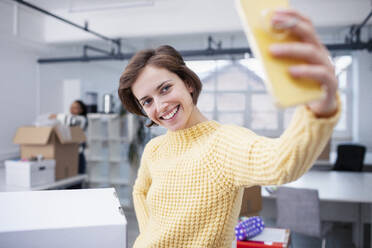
261, 170, 372, 248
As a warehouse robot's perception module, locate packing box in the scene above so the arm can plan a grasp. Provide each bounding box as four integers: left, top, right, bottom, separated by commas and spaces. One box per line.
0, 188, 127, 248
5, 159, 55, 188
239, 186, 262, 217
13, 126, 86, 180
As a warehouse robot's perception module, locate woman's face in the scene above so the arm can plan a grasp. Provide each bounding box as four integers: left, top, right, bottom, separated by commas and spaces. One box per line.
70, 102, 82, 115
131, 65, 195, 131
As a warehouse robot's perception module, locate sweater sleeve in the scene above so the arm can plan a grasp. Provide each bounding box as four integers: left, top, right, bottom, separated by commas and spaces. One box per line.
215, 95, 341, 188
132, 146, 152, 233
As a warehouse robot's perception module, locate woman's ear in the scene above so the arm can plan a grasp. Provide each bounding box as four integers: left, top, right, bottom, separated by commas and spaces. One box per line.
187, 85, 193, 93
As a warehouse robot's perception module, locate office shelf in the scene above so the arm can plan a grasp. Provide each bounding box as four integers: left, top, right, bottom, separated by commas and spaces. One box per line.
86, 113, 137, 207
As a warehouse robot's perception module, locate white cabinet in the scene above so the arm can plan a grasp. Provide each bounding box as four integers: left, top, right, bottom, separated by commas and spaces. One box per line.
0, 188, 127, 248
86, 113, 137, 208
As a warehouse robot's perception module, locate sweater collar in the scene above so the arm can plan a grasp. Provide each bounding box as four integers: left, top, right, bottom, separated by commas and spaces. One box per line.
165, 120, 220, 144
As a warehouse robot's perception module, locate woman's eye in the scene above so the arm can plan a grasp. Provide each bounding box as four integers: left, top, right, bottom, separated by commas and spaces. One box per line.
161, 85, 171, 93
142, 98, 152, 106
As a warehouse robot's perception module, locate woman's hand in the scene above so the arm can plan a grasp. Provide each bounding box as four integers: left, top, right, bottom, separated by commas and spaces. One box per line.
49, 113, 57, 119
269, 9, 338, 118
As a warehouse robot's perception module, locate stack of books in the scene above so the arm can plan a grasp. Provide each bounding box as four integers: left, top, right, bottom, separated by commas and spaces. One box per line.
236, 227, 290, 248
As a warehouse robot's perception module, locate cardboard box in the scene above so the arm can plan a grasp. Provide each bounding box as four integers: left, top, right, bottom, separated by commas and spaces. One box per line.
5, 159, 55, 188
239, 186, 262, 217
0, 188, 127, 248
13, 126, 86, 180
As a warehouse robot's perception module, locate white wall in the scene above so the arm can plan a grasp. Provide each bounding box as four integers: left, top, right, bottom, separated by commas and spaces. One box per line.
0, 1, 45, 161
39, 60, 126, 115
352, 50, 372, 162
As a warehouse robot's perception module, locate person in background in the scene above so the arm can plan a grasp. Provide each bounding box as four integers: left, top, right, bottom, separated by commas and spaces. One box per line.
118, 9, 340, 248
49, 100, 88, 174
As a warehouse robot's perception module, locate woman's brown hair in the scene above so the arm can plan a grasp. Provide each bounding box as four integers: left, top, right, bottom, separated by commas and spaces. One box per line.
118, 45, 202, 127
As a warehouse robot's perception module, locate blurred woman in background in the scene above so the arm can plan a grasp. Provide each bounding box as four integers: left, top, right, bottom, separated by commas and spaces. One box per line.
50, 100, 88, 174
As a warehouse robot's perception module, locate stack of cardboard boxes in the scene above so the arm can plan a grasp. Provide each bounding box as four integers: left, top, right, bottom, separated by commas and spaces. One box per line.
12, 126, 86, 181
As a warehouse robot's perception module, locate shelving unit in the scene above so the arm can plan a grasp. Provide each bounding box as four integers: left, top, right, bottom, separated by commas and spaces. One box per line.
86, 113, 137, 208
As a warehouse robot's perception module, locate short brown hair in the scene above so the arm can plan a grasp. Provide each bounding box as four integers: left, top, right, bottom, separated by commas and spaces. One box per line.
118, 45, 202, 127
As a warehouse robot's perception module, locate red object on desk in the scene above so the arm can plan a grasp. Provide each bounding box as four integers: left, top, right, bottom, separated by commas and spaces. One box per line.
237, 240, 287, 248
236, 227, 290, 248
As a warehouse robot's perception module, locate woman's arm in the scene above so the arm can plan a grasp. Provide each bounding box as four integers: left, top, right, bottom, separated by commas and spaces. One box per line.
132, 154, 152, 233
212, 9, 342, 188
215, 99, 340, 188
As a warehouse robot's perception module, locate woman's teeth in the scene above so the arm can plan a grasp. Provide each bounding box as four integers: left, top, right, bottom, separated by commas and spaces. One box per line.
162, 106, 179, 120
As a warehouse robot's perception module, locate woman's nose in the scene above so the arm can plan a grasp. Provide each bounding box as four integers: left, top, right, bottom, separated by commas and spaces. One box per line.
154, 98, 166, 113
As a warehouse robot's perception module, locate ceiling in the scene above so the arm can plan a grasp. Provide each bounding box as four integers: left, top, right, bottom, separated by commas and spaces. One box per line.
20, 0, 372, 43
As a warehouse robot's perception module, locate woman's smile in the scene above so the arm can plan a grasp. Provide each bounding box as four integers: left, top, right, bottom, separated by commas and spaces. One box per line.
160, 105, 180, 121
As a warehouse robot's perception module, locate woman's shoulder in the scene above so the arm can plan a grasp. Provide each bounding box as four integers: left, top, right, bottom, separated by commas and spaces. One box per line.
217, 123, 256, 137
143, 134, 167, 154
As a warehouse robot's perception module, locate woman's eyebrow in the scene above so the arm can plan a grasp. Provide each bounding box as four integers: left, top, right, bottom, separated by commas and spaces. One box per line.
139, 79, 172, 102
156, 79, 172, 91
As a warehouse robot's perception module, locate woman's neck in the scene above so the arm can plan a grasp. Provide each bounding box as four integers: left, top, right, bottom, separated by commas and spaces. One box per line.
183, 105, 208, 130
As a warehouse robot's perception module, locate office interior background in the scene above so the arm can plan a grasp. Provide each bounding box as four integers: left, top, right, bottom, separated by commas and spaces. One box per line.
0, 0, 372, 247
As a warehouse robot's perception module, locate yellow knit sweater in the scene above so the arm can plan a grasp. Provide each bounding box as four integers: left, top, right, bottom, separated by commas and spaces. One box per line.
132, 103, 340, 248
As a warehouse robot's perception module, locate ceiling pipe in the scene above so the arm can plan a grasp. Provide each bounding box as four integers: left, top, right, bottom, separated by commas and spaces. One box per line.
38, 41, 372, 64
11, 0, 121, 47
346, 9, 372, 43
11, 0, 371, 64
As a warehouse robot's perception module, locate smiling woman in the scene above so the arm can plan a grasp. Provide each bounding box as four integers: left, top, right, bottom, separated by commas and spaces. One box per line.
117, 27, 341, 247
130, 65, 207, 131
118, 45, 203, 129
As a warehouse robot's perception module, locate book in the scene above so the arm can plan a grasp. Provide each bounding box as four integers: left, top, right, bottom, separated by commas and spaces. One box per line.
236, 227, 290, 248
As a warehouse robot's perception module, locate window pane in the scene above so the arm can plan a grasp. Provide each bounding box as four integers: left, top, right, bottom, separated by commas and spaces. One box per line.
218, 113, 244, 126
251, 112, 278, 129
239, 59, 265, 79
334, 56, 352, 74
201, 112, 214, 121
284, 107, 296, 128
335, 93, 347, 131
251, 94, 278, 130
251, 94, 276, 111
239, 59, 266, 90
201, 78, 215, 91
217, 66, 248, 91
197, 93, 214, 112
186, 60, 216, 79
217, 93, 245, 111
186, 60, 216, 91
248, 79, 266, 91
338, 70, 347, 90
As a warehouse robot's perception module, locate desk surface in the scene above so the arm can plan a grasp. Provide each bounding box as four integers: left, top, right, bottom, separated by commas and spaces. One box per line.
262, 170, 372, 203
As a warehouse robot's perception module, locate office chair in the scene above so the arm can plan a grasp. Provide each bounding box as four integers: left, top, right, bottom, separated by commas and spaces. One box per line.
276, 187, 332, 248
333, 144, 366, 172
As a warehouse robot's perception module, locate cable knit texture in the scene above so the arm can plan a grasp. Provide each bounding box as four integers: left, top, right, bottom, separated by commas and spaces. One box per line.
132, 100, 341, 248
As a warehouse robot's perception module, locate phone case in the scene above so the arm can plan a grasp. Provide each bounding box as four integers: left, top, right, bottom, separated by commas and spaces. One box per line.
235, 0, 324, 107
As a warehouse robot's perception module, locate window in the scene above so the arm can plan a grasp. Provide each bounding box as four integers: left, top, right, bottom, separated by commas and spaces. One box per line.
186, 55, 352, 139
151, 56, 352, 139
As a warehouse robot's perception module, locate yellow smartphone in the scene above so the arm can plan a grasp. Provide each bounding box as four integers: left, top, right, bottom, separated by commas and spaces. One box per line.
235, 0, 324, 108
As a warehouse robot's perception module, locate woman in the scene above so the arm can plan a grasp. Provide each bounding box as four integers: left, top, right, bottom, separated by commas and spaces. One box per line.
50, 100, 88, 174
69, 100, 88, 174
118, 9, 340, 248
